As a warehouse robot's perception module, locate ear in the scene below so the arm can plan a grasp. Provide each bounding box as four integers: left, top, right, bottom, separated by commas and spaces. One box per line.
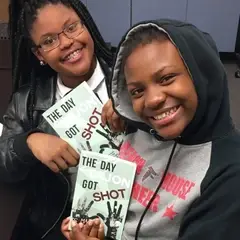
32, 48, 44, 62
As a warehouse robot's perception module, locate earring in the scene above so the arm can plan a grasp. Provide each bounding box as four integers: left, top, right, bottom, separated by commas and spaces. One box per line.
40, 60, 45, 66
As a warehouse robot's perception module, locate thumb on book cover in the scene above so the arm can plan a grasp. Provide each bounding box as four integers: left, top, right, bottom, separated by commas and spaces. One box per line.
70, 223, 103, 240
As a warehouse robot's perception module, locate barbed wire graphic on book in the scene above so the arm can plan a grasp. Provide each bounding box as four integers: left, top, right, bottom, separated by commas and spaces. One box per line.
72, 198, 123, 238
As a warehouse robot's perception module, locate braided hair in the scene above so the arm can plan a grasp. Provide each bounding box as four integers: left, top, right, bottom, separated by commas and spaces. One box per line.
8, 0, 113, 128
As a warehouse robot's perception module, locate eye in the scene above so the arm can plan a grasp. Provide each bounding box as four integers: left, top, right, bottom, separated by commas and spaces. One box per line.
130, 88, 143, 98
67, 22, 78, 33
42, 36, 57, 46
160, 74, 177, 84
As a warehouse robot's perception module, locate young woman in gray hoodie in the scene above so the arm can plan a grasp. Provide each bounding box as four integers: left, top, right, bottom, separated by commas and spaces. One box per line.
110, 19, 240, 240
64, 19, 240, 240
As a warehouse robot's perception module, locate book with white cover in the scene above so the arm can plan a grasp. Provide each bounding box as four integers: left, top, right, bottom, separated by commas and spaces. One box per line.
42, 81, 124, 157
70, 150, 136, 240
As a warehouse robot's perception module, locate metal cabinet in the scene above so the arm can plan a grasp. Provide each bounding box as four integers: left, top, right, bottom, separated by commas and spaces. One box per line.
84, 0, 239, 52
86, 0, 131, 46
186, 0, 240, 52
131, 0, 188, 25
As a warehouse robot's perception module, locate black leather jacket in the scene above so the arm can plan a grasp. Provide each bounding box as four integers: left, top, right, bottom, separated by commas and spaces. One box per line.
0, 59, 111, 239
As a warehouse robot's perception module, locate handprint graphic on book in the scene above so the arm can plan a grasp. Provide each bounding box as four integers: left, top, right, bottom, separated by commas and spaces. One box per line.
72, 197, 95, 224
97, 201, 123, 238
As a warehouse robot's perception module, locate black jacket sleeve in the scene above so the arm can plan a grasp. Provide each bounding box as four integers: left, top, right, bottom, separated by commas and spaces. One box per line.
0, 92, 39, 183
178, 164, 240, 240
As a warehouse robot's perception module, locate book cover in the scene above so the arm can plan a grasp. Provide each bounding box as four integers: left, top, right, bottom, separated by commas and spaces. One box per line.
42, 81, 124, 156
70, 150, 136, 240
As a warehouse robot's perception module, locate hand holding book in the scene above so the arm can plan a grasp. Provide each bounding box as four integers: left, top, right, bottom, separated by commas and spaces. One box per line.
42, 82, 134, 239
61, 217, 104, 240
27, 132, 80, 172
101, 99, 125, 133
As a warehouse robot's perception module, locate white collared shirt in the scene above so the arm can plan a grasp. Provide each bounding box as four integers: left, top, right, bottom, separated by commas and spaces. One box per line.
0, 123, 3, 136
55, 59, 108, 104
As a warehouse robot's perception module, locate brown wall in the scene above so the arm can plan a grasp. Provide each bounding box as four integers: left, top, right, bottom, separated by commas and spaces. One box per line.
0, 39, 12, 120
0, 0, 9, 22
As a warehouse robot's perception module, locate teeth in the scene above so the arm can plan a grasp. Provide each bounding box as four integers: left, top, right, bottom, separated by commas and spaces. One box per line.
65, 50, 80, 61
153, 107, 178, 120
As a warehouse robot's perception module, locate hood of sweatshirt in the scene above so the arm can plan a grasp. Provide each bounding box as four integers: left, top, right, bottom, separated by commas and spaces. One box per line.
110, 19, 234, 145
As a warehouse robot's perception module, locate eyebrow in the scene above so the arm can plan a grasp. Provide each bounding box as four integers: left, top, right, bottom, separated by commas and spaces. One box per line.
126, 82, 139, 87
152, 66, 175, 78
126, 65, 175, 86
39, 18, 75, 38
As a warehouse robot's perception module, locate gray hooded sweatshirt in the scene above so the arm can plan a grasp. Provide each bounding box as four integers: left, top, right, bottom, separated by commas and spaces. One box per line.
110, 19, 240, 240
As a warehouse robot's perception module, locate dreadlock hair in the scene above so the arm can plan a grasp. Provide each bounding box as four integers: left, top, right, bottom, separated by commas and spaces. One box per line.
120, 25, 169, 68
8, 0, 113, 128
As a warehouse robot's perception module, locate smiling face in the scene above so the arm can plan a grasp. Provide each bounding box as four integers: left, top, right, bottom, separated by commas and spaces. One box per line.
30, 3, 96, 85
124, 39, 198, 139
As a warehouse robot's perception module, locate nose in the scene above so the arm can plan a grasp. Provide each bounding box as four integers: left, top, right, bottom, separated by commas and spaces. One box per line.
59, 34, 74, 50
144, 86, 166, 110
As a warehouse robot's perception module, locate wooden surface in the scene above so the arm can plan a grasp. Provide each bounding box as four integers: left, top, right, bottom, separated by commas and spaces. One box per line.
0, 0, 9, 22
0, 39, 12, 120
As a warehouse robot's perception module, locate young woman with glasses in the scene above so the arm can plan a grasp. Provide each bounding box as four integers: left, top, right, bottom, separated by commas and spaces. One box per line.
0, 0, 123, 239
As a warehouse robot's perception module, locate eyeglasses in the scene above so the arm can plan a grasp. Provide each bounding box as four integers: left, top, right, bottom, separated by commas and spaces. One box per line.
36, 21, 85, 52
